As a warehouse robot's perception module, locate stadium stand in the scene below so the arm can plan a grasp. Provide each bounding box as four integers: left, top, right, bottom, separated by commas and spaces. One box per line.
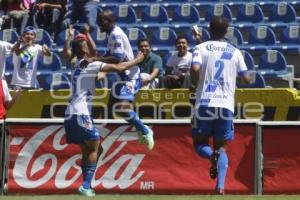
225, 26, 244, 46
125, 28, 147, 50
275, 25, 300, 53
235, 3, 264, 29
113, 5, 137, 26
246, 26, 277, 52
268, 2, 297, 23
237, 71, 266, 88
241, 50, 255, 71
140, 4, 169, 26
151, 27, 177, 51
1, 0, 299, 89
185, 27, 210, 46
0, 29, 19, 43
43, 72, 71, 90
205, 4, 233, 23
90, 28, 108, 52
171, 4, 200, 25
35, 29, 53, 48
52, 29, 79, 53
257, 50, 294, 88
37, 52, 62, 75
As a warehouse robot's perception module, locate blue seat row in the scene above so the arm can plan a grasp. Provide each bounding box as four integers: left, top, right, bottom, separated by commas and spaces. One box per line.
98, 3, 299, 26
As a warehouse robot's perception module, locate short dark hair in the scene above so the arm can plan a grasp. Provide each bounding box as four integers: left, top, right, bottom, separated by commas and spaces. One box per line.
209, 16, 229, 40
175, 35, 188, 45
137, 38, 151, 47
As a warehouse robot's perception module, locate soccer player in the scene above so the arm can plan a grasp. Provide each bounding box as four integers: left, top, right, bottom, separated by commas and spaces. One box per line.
11, 26, 51, 89
96, 10, 154, 151
64, 38, 144, 197
190, 16, 251, 194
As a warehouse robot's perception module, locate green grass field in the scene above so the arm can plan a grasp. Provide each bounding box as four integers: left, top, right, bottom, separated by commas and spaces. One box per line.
1, 195, 300, 200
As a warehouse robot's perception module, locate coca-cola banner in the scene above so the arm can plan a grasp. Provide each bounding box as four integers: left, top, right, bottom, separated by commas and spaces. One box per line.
263, 126, 300, 194
7, 123, 256, 194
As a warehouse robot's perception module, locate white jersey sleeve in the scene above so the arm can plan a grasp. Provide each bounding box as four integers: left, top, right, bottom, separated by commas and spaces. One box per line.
85, 61, 107, 74
110, 32, 126, 61
2, 41, 13, 56
192, 45, 203, 66
35, 44, 43, 55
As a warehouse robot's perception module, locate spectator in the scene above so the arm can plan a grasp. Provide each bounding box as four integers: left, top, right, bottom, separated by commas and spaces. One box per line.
137, 38, 162, 89
62, 0, 99, 32
162, 36, 192, 89
32, 0, 67, 38
0, 39, 22, 119
0, 79, 22, 119
0, 40, 13, 78
4, 0, 34, 34
11, 26, 51, 89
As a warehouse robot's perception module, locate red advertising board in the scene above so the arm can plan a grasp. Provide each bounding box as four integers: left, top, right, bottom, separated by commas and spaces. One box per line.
7, 123, 255, 194
263, 126, 300, 194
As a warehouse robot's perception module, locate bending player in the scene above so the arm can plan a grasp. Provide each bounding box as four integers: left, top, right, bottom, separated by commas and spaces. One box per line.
64, 37, 144, 197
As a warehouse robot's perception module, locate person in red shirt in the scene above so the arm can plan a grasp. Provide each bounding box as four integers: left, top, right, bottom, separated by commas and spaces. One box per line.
0, 79, 22, 119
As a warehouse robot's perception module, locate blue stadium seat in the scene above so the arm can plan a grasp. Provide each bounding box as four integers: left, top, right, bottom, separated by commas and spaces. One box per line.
225, 26, 244, 46
171, 4, 200, 25
151, 27, 177, 51
237, 71, 266, 88
235, 3, 264, 27
125, 28, 147, 50
185, 27, 210, 46
37, 53, 62, 76
4, 55, 14, 76
35, 29, 53, 48
246, 26, 276, 52
205, 4, 233, 23
140, 4, 169, 26
97, 0, 126, 4
90, 28, 108, 52
52, 29, 79, 52
257, 50, 289, 77
113, 5, 137, 26
43, 72, 71, 90
161, 0, 189, 2
276, 25, 300, 53
0, 29, 19, 43
269, 2, 297, 23
241, 50, 255, 70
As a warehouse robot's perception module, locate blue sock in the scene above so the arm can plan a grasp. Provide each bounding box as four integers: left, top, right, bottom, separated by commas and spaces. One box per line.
126, 110, 149, 135
82, 163, 96, 189
195, 144, 213, 159
216, 148, 228, 190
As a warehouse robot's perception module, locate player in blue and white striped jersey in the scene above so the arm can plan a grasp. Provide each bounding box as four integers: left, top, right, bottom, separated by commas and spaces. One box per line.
96, 10, 154, 151
190, 16, 251, 195
64, 38, 144, 197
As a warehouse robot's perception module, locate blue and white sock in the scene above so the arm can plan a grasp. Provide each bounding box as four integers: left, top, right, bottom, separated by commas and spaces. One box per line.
82, 163, 97, 189
216, 148, 228, 190
195, 144, 213, 159
126, 110, 149, 135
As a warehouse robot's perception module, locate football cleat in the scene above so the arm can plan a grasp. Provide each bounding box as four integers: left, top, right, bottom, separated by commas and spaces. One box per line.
142, 126, 154, 151
78, 185, 96, 197
209, 150, 220, 179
